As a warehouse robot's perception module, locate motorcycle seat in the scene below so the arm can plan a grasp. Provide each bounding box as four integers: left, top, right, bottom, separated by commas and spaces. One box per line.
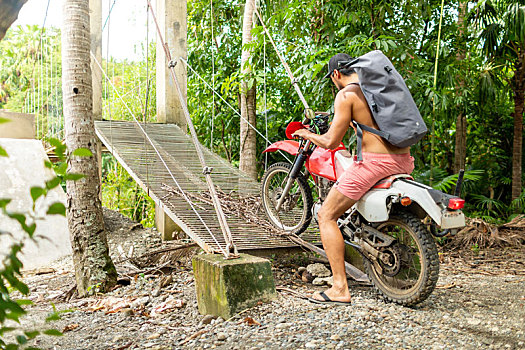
373, 174, 413, 189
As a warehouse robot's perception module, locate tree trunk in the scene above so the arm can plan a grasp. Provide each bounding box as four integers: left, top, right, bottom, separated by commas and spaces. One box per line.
0, 0, 28, 41
511, 49, 524, 201
239, 0, 257, 179
454, 0, 467, 174
62, 0, 116, 296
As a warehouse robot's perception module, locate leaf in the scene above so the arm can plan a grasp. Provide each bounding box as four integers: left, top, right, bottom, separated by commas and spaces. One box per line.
16, 335, 27, 345
242, 316, 260, 326
44, 160, 53, 169
43, 329, 63, 336
62, 324, 79, 333
15, 299, 33, 306
63, 173, 84, 181
0, 117, 10, 124
71, 148, 93, 157
0, 146, 7, 157
30, 187, 46, 203
45, 177, 61, 190
47, 202, 66, 216
23, 330, 40, 339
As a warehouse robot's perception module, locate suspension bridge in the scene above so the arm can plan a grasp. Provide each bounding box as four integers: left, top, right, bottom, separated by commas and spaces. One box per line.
3, 0, 368, 281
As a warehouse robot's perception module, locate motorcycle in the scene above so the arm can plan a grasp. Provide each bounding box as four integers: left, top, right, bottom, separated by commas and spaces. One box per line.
260, 109, 466, 306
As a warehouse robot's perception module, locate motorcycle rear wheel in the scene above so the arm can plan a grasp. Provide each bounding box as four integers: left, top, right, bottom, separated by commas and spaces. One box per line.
363, 211, 439, 306
261, 162, 313, 234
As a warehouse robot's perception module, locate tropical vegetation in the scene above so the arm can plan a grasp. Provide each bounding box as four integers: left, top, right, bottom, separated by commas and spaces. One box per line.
0, 0, 523, 225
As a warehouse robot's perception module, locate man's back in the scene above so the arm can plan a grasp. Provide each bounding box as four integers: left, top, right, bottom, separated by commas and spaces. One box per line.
341, 84, 410, 155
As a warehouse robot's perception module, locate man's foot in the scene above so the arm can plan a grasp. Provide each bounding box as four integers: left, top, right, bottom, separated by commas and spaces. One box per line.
308, 291, 351, 306
309, 286, 351, 304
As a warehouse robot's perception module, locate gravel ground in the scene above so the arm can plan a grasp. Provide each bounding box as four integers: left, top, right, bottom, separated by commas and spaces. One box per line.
9, 210, 525, 350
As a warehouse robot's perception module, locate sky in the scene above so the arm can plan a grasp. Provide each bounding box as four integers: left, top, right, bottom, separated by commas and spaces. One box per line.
13, 0, 155, 61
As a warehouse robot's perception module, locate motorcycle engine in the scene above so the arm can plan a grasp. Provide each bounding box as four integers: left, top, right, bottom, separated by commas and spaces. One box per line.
317, 177, 334, 201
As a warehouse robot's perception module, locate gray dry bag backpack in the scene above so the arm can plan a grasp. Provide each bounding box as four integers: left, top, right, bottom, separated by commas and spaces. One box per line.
341, 50, 427, 161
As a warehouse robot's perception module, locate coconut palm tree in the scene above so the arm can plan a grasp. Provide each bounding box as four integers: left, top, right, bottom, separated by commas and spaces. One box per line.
62, 0, 116, 296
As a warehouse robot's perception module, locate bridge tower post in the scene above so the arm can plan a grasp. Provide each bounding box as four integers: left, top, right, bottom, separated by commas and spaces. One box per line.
89, 0, 103, 192
155, 0, 188, 240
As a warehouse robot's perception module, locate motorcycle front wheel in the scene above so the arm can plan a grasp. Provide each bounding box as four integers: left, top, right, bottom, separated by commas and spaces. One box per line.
363, 211, 439, 306
261, 162, 313, 234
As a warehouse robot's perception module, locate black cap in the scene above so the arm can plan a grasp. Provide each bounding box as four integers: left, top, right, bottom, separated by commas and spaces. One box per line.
324, 53, 354, 79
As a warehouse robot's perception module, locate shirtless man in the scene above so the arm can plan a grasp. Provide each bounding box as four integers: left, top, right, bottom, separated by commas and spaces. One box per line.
292, 53, 415, 304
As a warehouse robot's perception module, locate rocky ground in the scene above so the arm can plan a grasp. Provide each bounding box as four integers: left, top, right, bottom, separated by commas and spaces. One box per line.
9, 209, 525, 350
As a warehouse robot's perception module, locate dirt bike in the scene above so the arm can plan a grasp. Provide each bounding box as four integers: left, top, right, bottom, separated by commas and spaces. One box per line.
260, 109, 466, 306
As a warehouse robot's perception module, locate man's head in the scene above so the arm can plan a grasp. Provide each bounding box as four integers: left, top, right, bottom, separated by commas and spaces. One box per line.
324, 53, 357, 90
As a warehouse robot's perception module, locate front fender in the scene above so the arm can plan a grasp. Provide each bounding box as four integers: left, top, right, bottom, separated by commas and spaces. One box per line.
262, 140, 300, 155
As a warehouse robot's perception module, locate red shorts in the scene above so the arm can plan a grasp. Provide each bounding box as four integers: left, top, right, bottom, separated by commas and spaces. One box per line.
334, 152, 415, 201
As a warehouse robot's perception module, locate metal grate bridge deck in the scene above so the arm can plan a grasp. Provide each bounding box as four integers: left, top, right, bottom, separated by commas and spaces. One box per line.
95, 120, 319, 252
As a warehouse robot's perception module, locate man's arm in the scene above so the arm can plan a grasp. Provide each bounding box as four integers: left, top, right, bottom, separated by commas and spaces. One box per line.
293, 90, 353, 150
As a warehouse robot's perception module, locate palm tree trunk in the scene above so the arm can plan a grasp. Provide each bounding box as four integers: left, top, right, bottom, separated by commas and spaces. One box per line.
239, 0, 257, 179
454, 0, 467, 174
511, 50, 524, 201
62, 0, 116, 296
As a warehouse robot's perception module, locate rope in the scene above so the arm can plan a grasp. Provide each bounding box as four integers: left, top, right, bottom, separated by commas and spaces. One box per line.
91, 52, 228, 257
147, 0, 237, 257
430, 0, 446, 187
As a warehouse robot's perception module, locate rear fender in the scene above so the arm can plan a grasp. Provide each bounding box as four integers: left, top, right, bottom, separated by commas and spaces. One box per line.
356, 180, 446, 225
262, 140, 300, 155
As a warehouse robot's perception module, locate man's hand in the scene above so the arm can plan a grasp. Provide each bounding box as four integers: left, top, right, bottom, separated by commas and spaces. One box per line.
292, 128, 311, 139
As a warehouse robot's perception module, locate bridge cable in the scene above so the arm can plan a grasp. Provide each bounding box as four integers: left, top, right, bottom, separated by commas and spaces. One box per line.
254, 7, 310, 111
91, 51, 228, 257
210, 0, 215, 150
147, 0, 238, 258
179, 58, 292, 164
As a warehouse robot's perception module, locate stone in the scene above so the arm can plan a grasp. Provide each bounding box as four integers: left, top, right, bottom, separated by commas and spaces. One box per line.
312, 276, 334, 286
306, 263, 331, 278
302, 271, 314, 283
201, 315, 216, 325
217, 333, 227, 341
298, 267, 306, 274
193, 253, 277, 320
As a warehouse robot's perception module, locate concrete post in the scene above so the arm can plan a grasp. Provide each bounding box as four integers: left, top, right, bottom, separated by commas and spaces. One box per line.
89, 0, 103, 189
155, 0, 187, 240
155, 0, 187, 129
89, 0, 102, 121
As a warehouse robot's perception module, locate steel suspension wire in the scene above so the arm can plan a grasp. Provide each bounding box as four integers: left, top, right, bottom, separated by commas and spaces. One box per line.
210, 0, 215, 150
147, 0, 237, 258
91, 51, 228, 257
254, 7, 310, 111
179, 58, 292, 164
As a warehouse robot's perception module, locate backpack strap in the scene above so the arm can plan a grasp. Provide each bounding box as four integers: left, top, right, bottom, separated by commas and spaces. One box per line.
352, 121, 390, 162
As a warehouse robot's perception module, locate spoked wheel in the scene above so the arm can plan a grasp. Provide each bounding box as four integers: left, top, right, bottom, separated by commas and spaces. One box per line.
261, 162, 313, 234
363, 211, 439, 306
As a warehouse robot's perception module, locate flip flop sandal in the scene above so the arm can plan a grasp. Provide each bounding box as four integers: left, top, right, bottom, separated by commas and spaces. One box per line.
308, 291, 352, 306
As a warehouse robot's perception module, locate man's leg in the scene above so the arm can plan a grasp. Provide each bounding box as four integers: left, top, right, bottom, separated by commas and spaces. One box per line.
311, 187, 356, 303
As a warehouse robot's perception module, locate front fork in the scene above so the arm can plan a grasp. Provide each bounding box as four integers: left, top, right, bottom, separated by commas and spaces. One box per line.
275, 142, 311, 212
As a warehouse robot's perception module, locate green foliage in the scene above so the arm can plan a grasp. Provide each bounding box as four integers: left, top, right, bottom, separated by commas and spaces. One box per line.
0, 1, 523, 224
0, 137, 89, 349
101, 154, 155, 228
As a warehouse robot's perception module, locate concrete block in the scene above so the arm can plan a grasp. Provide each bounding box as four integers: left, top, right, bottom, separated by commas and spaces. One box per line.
0, 110, 35, 139
0, 139, 71, 270
193, 253, 277, 319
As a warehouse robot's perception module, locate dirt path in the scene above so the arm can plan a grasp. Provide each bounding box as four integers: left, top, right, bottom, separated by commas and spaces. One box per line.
9, 210, 525, 350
